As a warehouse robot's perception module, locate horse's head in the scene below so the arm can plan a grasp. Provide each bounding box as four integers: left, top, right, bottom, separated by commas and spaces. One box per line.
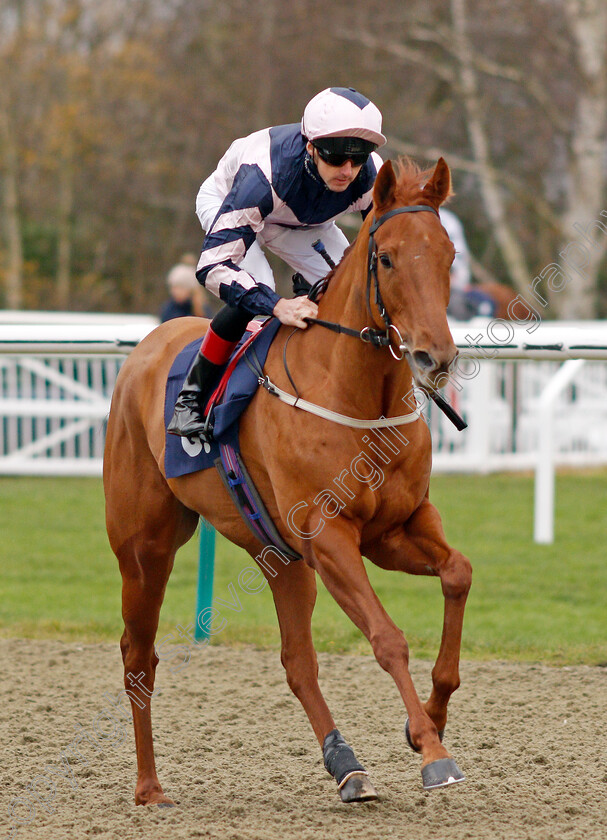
368, 157, 458, 389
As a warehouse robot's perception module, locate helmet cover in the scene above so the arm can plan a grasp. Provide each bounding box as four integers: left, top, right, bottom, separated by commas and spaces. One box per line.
301, 87, 386, 147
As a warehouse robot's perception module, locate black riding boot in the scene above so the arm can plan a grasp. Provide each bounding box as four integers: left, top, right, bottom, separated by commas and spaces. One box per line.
167, 304, 252, 439
167, 351, 221, 438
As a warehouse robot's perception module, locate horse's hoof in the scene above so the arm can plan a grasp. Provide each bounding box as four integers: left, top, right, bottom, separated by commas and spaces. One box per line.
136, 791, 176, 807
404, 718, 445, 753
339, 772, 379, 803
421, 758, 465, 790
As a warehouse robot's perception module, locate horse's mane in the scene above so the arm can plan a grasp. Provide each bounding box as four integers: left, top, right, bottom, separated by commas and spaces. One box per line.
393, 156, 453, 205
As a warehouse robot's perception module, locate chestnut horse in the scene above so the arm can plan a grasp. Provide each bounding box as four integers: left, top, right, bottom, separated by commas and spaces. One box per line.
104, 157, 473, 807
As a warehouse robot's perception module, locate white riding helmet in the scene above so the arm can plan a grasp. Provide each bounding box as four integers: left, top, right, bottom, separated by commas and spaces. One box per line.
301, 87, 386, 148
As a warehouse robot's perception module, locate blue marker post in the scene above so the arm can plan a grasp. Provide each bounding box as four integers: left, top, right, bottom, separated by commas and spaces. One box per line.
194, 517, 216, 641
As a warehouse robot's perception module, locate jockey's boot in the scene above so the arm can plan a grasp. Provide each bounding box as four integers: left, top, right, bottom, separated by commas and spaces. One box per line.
167, 348, 222, 438
167, 305, 251, 439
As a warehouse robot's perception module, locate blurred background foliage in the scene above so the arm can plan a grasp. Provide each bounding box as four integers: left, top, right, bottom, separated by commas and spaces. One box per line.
1, 0, 606, 318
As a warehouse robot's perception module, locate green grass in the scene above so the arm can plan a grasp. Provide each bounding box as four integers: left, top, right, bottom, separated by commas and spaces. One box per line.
1, 473, 606, 664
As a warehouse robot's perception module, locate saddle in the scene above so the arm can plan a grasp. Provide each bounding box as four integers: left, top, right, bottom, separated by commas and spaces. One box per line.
163, 317, 300, 561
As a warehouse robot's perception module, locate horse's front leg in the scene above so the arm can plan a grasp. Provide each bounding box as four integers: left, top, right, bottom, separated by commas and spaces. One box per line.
306, 516, 464, 789
364, 498, 472, 749
267, 553, 378, 802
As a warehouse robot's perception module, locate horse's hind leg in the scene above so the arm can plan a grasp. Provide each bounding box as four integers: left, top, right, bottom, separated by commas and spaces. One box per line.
365, 497, 472, 746
267, 556, 378, 802
104, 433, 198, 806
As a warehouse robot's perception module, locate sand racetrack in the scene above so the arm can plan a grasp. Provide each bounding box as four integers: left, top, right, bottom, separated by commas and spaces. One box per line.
2, 638, 606, 840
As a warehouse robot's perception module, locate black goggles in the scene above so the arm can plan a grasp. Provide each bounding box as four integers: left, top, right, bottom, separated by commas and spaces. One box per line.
312, 143, 371, 168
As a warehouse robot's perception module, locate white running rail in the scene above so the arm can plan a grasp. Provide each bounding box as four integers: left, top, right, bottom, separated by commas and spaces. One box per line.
2, 315, 607, 543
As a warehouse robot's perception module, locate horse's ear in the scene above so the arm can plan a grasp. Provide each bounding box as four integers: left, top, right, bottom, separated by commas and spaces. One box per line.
373, 160, 397, 211
422, 157, 452, 208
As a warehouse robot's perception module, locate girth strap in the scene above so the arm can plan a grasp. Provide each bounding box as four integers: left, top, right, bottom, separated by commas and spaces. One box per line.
215, 443, 301, 561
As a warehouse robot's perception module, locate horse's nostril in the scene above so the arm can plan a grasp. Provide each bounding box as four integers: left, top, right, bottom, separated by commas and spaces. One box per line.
412, 350, 436, 373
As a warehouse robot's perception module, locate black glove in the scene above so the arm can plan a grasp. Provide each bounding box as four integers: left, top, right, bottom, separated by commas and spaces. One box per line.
292, 272, 312, 297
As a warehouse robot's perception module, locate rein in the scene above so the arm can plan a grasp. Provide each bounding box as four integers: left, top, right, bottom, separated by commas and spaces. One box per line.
240, 204, 441, 431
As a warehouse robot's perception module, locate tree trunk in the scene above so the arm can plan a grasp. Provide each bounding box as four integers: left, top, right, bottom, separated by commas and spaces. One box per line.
557, 0, 607, 318
450, 0, 532, 295
0, 106, 24, 310
254, 0, 278, 126
56, 144, 74, 310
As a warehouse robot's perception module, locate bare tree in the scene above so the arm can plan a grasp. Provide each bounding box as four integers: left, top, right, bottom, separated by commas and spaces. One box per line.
338, 0, 607, 316
557, 0, 607, 316
0, 102, 23, 309
0, 1, 26, 309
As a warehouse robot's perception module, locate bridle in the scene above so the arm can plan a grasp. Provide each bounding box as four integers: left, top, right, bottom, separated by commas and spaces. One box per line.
306, 204, 439, 360
302, 203, 467, 431
366, 205, 439, 359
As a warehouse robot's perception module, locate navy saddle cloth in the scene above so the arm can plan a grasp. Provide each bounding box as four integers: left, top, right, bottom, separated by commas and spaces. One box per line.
163, 319, 282, 479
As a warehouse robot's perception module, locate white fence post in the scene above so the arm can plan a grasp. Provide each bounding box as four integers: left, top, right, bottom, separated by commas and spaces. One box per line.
464, 360, 493, 473
533, 359, 586, 544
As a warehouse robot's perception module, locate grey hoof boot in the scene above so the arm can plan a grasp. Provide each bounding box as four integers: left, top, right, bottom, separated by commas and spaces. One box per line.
323, 729, 379, 803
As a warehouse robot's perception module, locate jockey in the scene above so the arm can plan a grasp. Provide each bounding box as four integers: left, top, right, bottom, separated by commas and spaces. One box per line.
168, 86, 387, 438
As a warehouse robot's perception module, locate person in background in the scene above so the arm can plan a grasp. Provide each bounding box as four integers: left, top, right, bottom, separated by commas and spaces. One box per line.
441, 209, 495, 320
440, 209, 471, 294
168, 86, 386, 438
160, 254, 214, 322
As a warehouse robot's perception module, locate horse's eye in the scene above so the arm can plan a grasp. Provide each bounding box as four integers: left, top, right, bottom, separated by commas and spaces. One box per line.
379, 254, 392, 269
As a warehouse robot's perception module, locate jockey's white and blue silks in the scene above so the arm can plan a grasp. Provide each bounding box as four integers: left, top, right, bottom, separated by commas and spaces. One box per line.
195, 123, 383, 317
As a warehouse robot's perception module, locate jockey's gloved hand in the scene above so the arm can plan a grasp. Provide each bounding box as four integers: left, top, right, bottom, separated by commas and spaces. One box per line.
292, 272, 312, 297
